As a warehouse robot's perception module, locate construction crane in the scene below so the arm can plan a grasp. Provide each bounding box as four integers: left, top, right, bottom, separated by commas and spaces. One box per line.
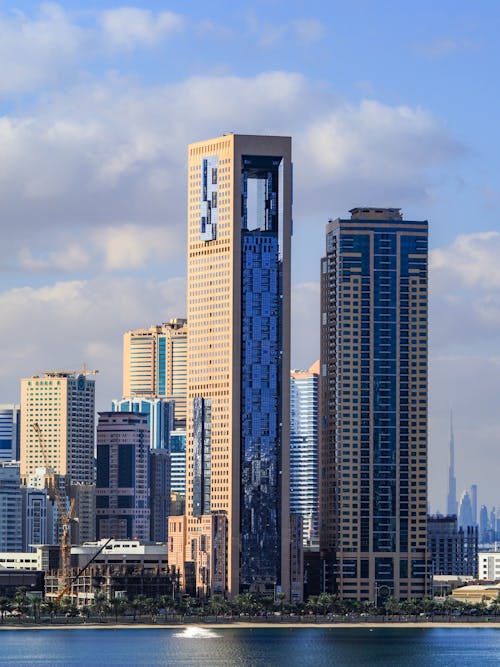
32, 422, 78, 594
54, 537, 113, 603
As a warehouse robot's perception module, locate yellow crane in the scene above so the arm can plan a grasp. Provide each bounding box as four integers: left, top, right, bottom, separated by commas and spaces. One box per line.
32, 422, 78, 595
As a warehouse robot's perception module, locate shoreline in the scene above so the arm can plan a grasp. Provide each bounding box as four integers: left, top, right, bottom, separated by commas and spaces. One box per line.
2, 620, 500, 630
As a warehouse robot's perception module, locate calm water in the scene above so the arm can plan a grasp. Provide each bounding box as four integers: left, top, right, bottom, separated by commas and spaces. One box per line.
0, 627, 498, 666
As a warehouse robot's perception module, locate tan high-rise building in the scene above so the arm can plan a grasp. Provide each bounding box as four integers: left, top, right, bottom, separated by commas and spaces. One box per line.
123, 318, 187, 428
20, 371, 95, 485
169, 133, 292, 598
320, 208, 430, 602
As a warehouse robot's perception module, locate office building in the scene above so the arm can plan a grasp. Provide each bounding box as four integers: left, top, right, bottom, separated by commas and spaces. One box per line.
112, 397, 174, 450
0, 462, 23, 551
169, 133, 292, 598
458, 490, 474, 531
428, 514, 478, 576
123, 318, 187, 429
290, 362, 319, 546
0, 405, 20, 462
20, 370, 96, 484
320, 207, 430, 602
479, 550, 500, 580
149, 449, 171, 542
21, 486, 47, 551
96, 412, 150, 541
170, 430, 186, 498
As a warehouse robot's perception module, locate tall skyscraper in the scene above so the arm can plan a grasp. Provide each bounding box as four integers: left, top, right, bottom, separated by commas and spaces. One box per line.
0, 405, 20, 462
123, 318, 187, 429
20, 371, 96, 484
320, 207, 430, 602
169, 133, 292, 598
470, 483, 478, 527
446, 412, 458, 516
458, 490, 474, 531
96, 412, 150, 541
290, 362, 319, 546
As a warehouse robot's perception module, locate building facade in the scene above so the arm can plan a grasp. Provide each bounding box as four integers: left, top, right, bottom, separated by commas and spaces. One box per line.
320, 207, 430, 602
428, 514, 478, 576
0, 405, 20, 462
123, 318, 187, 429
149, 449, 171, 542
20, 371, 95, 484
112, 397, 174, 451
169, 133, 292, 598
96, 413, 150, 542
0, 462, 23, 552
21, 486, 47, 551
290, 362, 319, 546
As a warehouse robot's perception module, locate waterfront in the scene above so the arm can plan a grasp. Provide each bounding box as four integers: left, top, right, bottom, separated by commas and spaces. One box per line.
1, 627, 500, 666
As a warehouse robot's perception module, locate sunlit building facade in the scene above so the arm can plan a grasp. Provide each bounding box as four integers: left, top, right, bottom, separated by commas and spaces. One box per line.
320, 207, 430, 601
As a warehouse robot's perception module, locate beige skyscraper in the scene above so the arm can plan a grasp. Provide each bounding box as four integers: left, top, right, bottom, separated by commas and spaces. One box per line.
20, 371, 95, 484
123, 318, 187, 428
168, 133, 292, 598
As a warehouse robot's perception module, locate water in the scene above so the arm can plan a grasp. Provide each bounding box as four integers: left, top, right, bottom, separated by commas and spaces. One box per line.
0, 627, 498, 666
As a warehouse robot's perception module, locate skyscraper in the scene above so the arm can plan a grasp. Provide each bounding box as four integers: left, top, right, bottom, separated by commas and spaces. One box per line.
0, 462, 23, 551
169, 133, 292, 598
290, 362, 319, 546
96, 412, 150, 541
0, 405, 20, 462
446, 412, 458, 516
112, 397, 174, 450
20, 371, 96, 484
320, 207, 430, 602
123, 318, 187, 429
458, 490, 474, 531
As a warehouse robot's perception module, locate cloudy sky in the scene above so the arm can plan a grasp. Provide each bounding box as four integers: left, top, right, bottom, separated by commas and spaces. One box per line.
0, 1, 499, 512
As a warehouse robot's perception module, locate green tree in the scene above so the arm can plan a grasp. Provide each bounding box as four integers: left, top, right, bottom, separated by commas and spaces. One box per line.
0, 596, 11, 623
208, 594, 230, 620
92, 593, 109, 622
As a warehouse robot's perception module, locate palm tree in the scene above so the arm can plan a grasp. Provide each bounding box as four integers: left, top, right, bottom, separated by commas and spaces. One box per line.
92, 593, 109, 622
208, 594, 230, 620
41, 599, 60, 623
110, 597, 126, 623
0, 597, 11, 623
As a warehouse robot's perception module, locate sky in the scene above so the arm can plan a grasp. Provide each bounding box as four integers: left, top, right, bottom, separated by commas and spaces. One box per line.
0, 1, 499, 512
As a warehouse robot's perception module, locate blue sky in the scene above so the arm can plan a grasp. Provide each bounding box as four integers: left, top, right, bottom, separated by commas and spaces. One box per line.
0, 1, 499, 512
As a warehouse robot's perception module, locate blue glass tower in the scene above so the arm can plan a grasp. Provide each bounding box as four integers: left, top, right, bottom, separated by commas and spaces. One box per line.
320, 208, 430, 602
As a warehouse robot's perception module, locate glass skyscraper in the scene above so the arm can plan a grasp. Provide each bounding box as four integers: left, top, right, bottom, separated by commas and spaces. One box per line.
290, 363, 319, 546
0, 405, 20, 462
320, 207, 430, 602
168, 134, 292, 598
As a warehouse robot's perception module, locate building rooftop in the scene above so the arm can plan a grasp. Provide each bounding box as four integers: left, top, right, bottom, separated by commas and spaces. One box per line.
349, 207, 403, 221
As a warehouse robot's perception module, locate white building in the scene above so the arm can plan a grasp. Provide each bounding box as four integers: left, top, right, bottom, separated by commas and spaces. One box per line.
479, 551, 500, 580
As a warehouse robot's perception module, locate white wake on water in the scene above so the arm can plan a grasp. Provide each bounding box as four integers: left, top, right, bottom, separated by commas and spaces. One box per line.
174, 626, 221, 639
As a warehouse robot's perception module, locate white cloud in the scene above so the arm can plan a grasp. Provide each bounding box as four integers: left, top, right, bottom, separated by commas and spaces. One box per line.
0, 276, 186, 407
292, 19, 325, 43
95, 224, 182, 270
0, 4, 85, 94
291, 282, 320, 369
99, 7, 184, 49
431, 232, 500, 290
18, 244, 90, 272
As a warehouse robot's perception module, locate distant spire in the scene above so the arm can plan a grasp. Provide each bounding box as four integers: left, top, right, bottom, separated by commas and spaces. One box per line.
446, 410, 458, 516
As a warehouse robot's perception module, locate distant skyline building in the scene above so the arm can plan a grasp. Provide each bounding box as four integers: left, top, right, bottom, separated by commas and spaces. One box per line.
96, 412, 150, 542
112, 397, 174, 450
428, 514, 478, 576
123, 318, 187, 429
290, 362, 319, 546
0, 462, 23, 551
0, 405, 20, 462
470, 483, 478, 527
446, 412, 458, 517
169, 133, 292, 598
458, 490, 474, 531
320, 207, 430, 602
20, 371, 96, 484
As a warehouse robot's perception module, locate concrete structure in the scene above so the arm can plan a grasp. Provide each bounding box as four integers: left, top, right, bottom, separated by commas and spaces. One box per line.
0, 405, 20, 462
290, 362, 319, 546
96, 413, 150, 541
451, 582, 500, 605
320, 207, 430, 602
0, 462, 22, 551
478, 551, 500, 581
169, 134, 292, 599
112, 397, 174, 451
0, 552, 38, 570
290, 513, 304, 604
428, 514, 478, 576
70, 483, 96, 544
123, 318, 187, 429
70, 539, 168, 570
20, 371, 95, 484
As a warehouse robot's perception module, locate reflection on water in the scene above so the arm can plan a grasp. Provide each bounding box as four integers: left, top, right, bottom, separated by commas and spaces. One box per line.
1, 627, 500, 667
173, 626, 220, 639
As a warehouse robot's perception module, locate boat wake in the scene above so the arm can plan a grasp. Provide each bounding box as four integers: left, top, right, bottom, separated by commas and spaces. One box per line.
174, 626, 220, 639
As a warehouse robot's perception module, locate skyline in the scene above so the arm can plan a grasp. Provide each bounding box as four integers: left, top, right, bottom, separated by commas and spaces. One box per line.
0, 1, 499, 510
